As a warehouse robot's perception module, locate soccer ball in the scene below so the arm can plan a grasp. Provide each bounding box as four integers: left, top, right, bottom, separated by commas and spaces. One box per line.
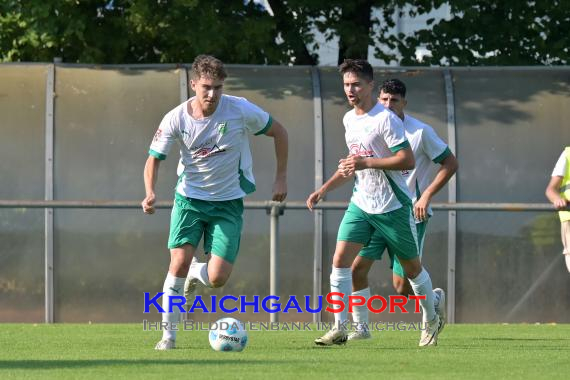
208, 317, 248, 352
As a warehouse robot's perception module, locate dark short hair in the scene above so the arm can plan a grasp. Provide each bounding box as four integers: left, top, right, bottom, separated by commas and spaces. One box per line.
191, 55, 227, 81
379, 78, 406, 97
338, 59, 374, 82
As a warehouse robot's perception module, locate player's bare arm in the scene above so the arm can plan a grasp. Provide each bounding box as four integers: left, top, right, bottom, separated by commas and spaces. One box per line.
306, 170, 352, 210
338, 146, 414, 177
142, 155, 161, 214
415, 153, 458, 220
545, 175, 568, 210
264, 119, 288, 202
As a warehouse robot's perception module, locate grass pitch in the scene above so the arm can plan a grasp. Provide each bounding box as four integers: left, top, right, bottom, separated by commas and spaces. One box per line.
1, 323, 569, 379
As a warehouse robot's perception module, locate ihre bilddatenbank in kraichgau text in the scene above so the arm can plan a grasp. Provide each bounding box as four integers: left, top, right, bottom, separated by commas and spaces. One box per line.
144, 292, 426, 315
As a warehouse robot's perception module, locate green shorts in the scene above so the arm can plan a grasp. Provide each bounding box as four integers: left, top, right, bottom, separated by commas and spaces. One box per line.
337, 202, 419, 262
358, 219, 428, 278
168, 192, 244, 264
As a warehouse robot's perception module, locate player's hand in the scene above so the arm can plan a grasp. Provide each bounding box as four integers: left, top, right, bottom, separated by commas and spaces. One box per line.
338, 155, 363, 177
553, 197, 568, 210
306, 190, 324, 211
272, 177, 287, 202
414, 196, 430, 221
141, 193, 156, 214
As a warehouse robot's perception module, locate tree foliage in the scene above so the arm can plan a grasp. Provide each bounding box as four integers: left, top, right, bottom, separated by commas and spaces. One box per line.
1, 0, 568, 65
395, 0, 570, 65
0, 0, 287, 64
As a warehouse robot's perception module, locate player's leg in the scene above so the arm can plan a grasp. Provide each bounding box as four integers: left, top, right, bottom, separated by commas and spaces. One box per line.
416, 220, 446, 332
348, 231, 385, 341
156, 244, 197, 350
392, 220, 446, 333
349, 255, 375, 340
398, 256, 439, 346
375, 205, 438, 346
562, 221, 570, 273
186, 198, 243, 292
391, 258, 413, 295
156, 194, 206, 350
315, 203, 370, 346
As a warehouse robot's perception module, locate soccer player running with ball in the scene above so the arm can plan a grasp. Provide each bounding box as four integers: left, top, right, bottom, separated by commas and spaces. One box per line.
307, 60, 440, 347
141, 55, 288, 350
348, 78, 458, 341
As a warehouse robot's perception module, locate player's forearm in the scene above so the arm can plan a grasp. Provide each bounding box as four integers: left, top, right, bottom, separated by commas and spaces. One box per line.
266, 120, 288, 180
423, 154, 458, 200
545, 187, 563, 204
361, 148, 414, 171
272, 125, 288, 181
143, 156, 160, 196
545, 176, 564, 204
320, 170, 352, 194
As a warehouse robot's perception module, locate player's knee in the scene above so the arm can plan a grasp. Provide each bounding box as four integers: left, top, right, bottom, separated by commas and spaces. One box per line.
209, 274, 228, 288
169, 259, 192, 277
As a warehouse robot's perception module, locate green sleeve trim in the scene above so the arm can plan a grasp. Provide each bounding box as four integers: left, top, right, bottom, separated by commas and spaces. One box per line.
433, 147, 451, 164
389, 140, 410, 153
254, 115, 273, 136
149, 149, 166, 160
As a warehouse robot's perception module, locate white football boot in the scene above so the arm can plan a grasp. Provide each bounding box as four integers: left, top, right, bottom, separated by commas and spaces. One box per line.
314, 327, 348, 346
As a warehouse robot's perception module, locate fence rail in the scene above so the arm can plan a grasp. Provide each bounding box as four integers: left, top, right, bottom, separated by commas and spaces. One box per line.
1, 198, 563, 323
0, 200, 561, 211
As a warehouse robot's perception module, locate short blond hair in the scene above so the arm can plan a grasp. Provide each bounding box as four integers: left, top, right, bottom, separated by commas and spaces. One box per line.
191, 55, 227, 81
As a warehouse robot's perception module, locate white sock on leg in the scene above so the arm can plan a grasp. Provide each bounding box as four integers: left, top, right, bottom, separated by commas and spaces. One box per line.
351, 287, 370, 327
409, 268, 436, 322
189, 261, 212, 288
330, 266, 352, 328
433, 289, 440, 309
161, 273, 186, 341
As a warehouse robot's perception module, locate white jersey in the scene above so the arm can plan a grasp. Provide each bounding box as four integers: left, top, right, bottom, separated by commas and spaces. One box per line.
343, 102, 412, 214
552, 150, 567, 177
149, 94, 271, 201
401, 114, 451, 220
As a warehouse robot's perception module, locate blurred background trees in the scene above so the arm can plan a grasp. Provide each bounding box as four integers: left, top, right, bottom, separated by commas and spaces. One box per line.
1, 0, 568, 65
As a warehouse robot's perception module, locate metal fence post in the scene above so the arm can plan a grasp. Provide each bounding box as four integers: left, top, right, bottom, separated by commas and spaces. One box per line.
311, 67, 324, 324
44, 63, 55, 323
269, 204, 283, 323
443, 69, 457, 324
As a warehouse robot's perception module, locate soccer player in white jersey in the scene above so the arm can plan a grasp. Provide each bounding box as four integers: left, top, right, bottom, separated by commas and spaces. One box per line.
348, 78, 458, 341
307, 60, 440, 347
141, 55, 288, 350
545, 147, 570, 272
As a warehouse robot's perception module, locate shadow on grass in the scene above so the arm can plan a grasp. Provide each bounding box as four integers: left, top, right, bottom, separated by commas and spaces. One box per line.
0, 359, 289, 370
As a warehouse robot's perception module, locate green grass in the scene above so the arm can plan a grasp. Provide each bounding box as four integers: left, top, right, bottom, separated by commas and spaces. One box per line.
1, 323, 569, 379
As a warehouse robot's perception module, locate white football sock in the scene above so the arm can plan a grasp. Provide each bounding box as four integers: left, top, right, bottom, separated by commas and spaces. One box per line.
189, 261, 212, 288
433, 289, 440, 309
351, 287, 370, 326
409, 268, 436, 322
565, 254, 570, 273
330, 266, 352, 328
161, 273, 186, 341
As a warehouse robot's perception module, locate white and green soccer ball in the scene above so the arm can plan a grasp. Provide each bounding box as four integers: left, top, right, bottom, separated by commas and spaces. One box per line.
208, 317, 248, 352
